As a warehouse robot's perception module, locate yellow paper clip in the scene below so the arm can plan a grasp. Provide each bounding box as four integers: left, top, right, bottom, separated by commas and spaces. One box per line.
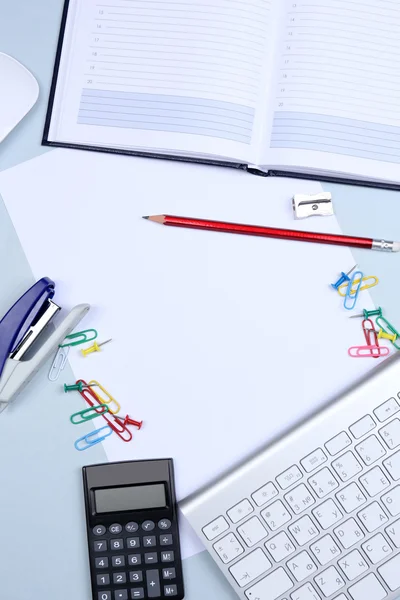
338, 275, 378, 297
377, 329, 397, 343
81, 338, 112, 357
88, 380, 121, 414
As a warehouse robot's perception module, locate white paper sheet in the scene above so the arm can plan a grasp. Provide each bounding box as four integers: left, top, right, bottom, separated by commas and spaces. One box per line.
0, 150, 381, 558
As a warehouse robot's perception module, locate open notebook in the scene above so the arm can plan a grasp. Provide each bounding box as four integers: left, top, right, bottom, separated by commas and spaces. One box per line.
44, 0, 400, 189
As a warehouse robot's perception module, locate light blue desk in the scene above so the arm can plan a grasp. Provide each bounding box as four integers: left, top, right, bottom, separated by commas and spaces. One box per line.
1, 2, 400, 599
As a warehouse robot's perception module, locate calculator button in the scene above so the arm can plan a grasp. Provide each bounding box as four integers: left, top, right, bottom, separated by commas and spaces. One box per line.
142, 520, 155, 532
112, 556, 125, 568
97, 574, 110, 586
164, 585, 178, 596
146, 569, 161, 598
94, 540, 108, 552
98, 592, 111, 600
95, 557, 109, 569
160, 534, 173, 546
125, 522, 139, 533
161, 551, 175, 563
93, 525, 106, 536
128, 554, 142, 566
109, 523, 122, 535
111, 539, 124, 551
131, 590, 144, 599
145, 552, 158, 564
162, 568, 176, 580
127, 537, 140, 549
114, 591, 128, 600
129, 571, 143, 583
158, 519, 171, 530
113, 572, 127, 585
144, 535, 157, 547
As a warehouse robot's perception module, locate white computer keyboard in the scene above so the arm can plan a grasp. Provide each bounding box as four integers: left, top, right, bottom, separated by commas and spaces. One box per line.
180, 353, 400, 600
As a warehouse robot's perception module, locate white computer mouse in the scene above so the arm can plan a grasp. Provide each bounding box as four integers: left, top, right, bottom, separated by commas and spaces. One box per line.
0, 52, 39, 143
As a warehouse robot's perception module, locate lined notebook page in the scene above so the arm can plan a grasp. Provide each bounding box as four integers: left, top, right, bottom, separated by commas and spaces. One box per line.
269, 0, 400, 168
51, 0, 276, 161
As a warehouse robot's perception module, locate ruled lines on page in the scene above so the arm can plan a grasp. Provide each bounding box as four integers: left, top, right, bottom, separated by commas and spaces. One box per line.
270, 0, 400, 163
78, 0, 272, 144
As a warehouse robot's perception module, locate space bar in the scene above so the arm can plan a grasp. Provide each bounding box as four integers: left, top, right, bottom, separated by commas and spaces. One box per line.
245, 567, 293, 600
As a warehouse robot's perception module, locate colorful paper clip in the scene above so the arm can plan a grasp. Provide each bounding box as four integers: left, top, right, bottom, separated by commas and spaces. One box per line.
376, 316, 400, 350
344, 270, 363, 311
338, 275, 379, 297
74, 425, 113, 451
331, 265, 357, 290
48, 346, 70, 381
60, 328, 98, 348
350, 307, 383, 320
77, 380, 132, 442
362, 319, 380, 358
115, 415, 143, 430
70, 404, 109, 424
348, 345, 390, 358
81, 339, 112, 357
88, 380, 121, 414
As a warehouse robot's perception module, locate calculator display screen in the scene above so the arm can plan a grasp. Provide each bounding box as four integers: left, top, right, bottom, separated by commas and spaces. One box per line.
95, 483, 167, 513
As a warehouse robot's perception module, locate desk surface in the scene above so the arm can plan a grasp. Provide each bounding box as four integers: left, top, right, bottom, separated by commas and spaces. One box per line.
1, 1, 400, 600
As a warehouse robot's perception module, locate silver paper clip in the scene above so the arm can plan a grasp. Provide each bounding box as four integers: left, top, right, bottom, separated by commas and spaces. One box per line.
293, 193, 334, 219
48, 346, 70, 381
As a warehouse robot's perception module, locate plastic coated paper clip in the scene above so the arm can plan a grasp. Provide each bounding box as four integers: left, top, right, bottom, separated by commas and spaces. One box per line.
81, 339, 112, 357
74, 425, 113, 451
70, 405, 109, 425
338, 275, 379, 297
60, 329, 98, 348
344, 270, 364, 311
48, 346, 70, 382
376, 316, 400, 350
88, 380, 121, 414
348, 345, 390, 358
331, 265, 357, 290
362, 319, 380, 358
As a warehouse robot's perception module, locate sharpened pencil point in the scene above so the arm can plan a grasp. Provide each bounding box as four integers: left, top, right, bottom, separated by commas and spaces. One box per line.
142, 216, 149, 219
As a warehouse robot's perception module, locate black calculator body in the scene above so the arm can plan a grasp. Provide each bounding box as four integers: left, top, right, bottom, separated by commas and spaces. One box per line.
83, 459, 185, 600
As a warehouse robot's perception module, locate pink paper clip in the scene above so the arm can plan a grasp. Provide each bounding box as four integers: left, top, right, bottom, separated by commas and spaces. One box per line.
348, 345, 390, 358
77, 379, 132, 442
362, 318, 380, 358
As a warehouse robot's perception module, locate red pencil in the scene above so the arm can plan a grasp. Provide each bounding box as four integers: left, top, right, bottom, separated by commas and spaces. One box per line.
143, 215, 399, 253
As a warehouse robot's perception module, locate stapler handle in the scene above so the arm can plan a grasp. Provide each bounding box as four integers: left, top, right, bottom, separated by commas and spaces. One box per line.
0, 278, 55, 377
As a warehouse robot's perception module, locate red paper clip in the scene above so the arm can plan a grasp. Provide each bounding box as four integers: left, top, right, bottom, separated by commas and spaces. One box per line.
348, 345, 390, 358
362, 318, 380, 358
77, 380, 132, 442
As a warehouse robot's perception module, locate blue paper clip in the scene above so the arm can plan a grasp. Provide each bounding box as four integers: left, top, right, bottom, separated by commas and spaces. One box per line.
376, 316, 400, 350
331, 264, 357, 290
60, 328, 98, 348
74, 425, 113, 451
344, 270, 363, 311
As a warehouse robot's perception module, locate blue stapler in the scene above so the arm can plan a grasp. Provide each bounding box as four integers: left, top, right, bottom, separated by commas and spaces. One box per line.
0, 277, 90, 412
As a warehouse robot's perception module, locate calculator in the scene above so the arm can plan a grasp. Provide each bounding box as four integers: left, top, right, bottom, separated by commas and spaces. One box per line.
83, 459, 185, 600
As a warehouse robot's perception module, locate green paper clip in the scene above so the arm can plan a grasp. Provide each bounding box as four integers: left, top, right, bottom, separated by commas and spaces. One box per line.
60, 329, 98, 348
64, 382, 96, 393
376, 316, 400, 351
70, 405, 109, 425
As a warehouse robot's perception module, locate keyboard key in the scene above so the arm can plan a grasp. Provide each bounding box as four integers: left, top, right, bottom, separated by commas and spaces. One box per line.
335, 482, 366, 513
359, 466, 390, 497
97, 574, 110, 586
93, 525, 106, 536
113, 573, 127, 585
162, 568, 176, 580
349, 414, 376, 439
348, 573, 387, 600
229, 548, 271, 587
128, 555, 141, 566
358, 502, 388, 532
332, 451, 362, 482
126, 538, 139, 549
98, 593, 111, 600
287, 551, 317, 582
265, 532, 295, 562
94, 540, 107, 552
334, 518, 364, 549
290, 582, 321, 600
112, 556, 125, 567
160, 534, 173, 546
325, 432, 351, 456
95, 557, 109, 569
378, 553, 400, 591
244, 567, 293, 600
374, 397, 400, 422
237, 516, 268, 547
362, 533, 393, 564
227, 499, 253, 523
129, 571, 143, 583
261, 500, 291, 531
131, 590, 144, 600
308, 467, 339, 498
213, 533, 244, 564
114, 592, 128, 600
109, 523, 122, 535
288, 515, 319, 546
164, 585, 177, 596
146, 569, 160, 599
355, 435, 386, 466
276, 465, 302, 490
338, 549, 368, 580
312, 499, 342, 529
145, 553, 158, 564
125, 522, 138, 533
252, 482, 278, 507
310, 534, 340, 565
314, 565, 345, 597
382, 485, 400, 516
380, 418, 400, 450
111, 539, 124, 551
284, 484, 315, 515
144, 536, 156, 548
142, 520, 155, 532
300, 448, 327, 473
386, 518, 400, 547
383, 450, 400, 480
202, 516, 229, 541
